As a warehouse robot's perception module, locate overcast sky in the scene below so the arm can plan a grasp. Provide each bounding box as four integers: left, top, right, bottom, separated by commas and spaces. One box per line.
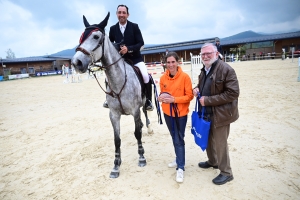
0, 0, 299, 58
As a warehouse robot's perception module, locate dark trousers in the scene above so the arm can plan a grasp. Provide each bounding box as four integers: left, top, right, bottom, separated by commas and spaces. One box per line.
164, 114, 187, 171
206, 120, 232, 176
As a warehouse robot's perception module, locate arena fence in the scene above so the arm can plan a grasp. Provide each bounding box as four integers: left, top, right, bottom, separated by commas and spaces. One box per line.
190, 54, 202, 84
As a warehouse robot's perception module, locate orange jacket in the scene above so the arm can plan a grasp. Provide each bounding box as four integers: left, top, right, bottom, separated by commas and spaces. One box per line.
159, 66, 193, 117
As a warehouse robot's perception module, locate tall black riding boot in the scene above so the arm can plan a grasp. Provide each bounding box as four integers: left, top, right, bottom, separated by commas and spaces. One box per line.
145, 81, 154, 111
103, 79, 109, 108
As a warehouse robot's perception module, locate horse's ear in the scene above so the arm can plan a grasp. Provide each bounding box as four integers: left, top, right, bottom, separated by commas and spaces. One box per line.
83, 15, 90, 27
98, 12, 110, 30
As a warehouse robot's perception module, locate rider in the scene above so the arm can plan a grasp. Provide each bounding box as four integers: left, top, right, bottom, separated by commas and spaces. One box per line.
103, 4, 153, 111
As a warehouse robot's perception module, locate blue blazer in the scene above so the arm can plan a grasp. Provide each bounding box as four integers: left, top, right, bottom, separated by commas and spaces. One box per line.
109, 21, 144, 64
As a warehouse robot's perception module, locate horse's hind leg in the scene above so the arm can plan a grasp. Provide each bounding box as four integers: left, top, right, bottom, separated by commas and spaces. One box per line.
109, 112, 122, 178
134, 111, 147, 167
143, 105, 153, 134
142, 106, 150, 128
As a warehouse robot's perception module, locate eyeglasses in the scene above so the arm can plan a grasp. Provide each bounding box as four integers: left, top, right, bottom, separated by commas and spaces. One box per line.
200, 52, 216, 57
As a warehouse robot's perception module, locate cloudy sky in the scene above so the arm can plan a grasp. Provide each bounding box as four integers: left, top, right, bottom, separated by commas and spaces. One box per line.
0, 0, 299, 58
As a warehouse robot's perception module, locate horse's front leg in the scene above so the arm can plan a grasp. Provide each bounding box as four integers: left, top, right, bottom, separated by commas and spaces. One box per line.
109, 112, 121, 178
134, 110, 147, 167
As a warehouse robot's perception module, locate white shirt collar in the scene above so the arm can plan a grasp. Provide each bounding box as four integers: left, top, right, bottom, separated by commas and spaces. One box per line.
119, 22, 127, 30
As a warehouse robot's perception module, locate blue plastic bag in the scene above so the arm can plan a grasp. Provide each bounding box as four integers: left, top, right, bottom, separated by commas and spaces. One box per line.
191, 95, 211, 151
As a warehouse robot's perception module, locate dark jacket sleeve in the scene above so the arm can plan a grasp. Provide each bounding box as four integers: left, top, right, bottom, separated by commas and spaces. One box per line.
206, 61, 240, 127
205, 62, 239, 106
126, 23, 144, 53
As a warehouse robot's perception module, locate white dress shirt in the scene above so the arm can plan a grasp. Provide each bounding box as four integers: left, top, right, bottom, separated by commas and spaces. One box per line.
119, 22, 127, 35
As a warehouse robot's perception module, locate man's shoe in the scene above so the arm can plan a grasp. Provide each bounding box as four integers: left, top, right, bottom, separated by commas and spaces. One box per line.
212, 174, 234, 185
168, 160, 177, 168
176, 169, 184, 183
145, 99, 154, 111
198, 161, 218, 169
103, 101, 109, 108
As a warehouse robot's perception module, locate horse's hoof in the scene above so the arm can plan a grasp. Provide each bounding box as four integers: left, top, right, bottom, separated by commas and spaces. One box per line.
138, 159, 147, 167
109, 171, 120, 178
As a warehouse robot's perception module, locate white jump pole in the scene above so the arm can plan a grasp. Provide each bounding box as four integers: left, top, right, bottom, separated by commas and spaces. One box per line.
298, 57, 300, 82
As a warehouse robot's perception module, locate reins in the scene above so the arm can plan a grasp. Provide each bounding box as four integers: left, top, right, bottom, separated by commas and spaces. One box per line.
76, 27, 128, 114
89, 59, 128, 115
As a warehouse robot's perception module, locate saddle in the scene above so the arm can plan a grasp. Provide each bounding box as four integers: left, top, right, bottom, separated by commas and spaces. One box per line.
112, 42, 146, 94
124, 59, 146, 97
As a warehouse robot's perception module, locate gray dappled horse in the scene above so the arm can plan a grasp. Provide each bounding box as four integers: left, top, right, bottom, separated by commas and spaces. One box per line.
72, 13, 155, 178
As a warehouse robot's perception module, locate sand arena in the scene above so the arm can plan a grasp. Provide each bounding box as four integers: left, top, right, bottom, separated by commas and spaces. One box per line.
0, 59, 300, 199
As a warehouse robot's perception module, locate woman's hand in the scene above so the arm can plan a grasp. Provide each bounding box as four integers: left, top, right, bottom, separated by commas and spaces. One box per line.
161, 96, 175, 104
159, 93, 175, 104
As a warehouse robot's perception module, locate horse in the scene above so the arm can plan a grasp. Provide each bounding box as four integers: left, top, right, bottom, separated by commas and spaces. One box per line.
71, 12, 159, 178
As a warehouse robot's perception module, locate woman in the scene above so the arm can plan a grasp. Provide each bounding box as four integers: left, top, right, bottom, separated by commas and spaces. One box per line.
158, 52, 193, 183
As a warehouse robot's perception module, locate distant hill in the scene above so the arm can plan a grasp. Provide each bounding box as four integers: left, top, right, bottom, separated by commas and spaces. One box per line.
51, 47, 76, 57
221, 30, 265, 41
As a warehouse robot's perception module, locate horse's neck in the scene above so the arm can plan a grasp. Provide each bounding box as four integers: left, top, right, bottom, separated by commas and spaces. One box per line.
101, 37, 121, 66
102, 36, 127, 88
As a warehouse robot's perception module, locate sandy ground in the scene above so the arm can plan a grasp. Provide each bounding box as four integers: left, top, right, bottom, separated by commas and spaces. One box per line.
0, 59, 300, 200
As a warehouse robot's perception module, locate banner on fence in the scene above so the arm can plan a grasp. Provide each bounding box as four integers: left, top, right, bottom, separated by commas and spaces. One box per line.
36, 70, 62, 76
8, 74, 29, 80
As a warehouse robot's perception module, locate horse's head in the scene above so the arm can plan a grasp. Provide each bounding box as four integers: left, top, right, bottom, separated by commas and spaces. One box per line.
72, 12, 110, 73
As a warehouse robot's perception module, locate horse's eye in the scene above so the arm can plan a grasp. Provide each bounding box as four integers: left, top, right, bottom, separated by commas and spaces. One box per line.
94, 35, 100, 40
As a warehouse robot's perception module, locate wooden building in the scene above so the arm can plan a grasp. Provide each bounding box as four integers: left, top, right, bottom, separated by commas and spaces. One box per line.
141, 31, 300, 63
1, 31, 299, 78
0, 56, 71, 77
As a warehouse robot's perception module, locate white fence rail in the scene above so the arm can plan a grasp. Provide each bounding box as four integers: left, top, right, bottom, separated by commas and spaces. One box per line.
190, 53, 202, 84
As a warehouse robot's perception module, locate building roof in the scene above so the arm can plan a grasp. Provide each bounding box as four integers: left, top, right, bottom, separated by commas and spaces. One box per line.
141, 31, 300, 55
141, 38, 216, 55
1, 31, 299, 61
1, 56, 71, 64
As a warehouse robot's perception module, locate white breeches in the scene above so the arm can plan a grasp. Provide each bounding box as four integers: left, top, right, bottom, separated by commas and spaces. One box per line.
135, 62, 149, 83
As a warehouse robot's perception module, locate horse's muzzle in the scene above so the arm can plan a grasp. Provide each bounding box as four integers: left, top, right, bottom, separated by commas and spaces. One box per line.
71, 56, 90, 73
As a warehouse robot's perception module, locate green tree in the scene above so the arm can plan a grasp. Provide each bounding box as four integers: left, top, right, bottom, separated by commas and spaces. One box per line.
6, 48, 16, 59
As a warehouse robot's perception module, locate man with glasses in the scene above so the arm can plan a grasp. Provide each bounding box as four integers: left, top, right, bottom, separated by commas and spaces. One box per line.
103, 4, 153, 111
193, 43, 240, 185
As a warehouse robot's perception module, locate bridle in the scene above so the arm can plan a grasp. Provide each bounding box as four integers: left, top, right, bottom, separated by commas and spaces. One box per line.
76, 26, 105, 66
75, 26, 128, 114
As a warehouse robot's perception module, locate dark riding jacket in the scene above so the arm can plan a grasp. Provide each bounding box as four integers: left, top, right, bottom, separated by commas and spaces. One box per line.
109, 21, 144, 64
196, 59, 239, 128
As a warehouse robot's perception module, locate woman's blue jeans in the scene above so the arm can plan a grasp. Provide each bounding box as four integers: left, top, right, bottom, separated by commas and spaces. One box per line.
164, 114, 187, 171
